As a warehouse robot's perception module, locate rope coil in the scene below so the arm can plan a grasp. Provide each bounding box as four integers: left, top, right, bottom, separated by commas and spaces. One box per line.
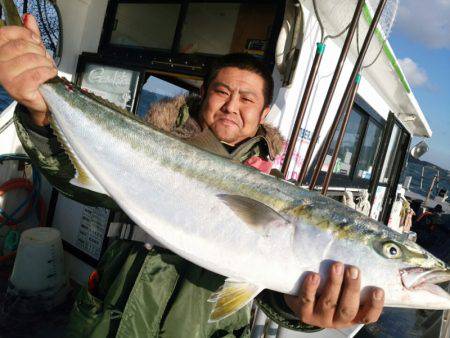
0, 154, 46, 271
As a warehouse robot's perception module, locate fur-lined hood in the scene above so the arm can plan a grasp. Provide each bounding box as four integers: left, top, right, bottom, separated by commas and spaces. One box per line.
144, 95, 284, 159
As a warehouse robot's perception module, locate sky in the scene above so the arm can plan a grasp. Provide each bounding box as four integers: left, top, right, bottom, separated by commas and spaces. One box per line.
143, 77, 188, 97
388, 0, 450, 170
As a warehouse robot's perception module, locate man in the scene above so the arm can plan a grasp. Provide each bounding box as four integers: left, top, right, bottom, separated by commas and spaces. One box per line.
0, 14, 384, 336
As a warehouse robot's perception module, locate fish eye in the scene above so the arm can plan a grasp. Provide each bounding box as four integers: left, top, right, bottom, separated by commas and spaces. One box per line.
382, 242, 402, 259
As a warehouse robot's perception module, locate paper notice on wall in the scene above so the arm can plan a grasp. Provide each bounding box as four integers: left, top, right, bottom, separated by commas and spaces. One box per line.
51, 194, 110, 261
76, 206, 110, 259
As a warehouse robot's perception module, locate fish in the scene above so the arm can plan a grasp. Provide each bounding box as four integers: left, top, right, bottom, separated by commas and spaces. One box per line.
2, 0, 450, 322
40, 77, 450, 321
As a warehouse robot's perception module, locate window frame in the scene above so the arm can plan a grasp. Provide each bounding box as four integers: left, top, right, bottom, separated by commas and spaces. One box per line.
311, 95, 385, 190
98, 0, 285, 77
367, 112, 412, 223
75, 52, 201, 116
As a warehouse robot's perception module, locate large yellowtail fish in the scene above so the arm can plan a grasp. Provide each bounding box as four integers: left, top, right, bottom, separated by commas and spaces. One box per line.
2, 0, 450, 322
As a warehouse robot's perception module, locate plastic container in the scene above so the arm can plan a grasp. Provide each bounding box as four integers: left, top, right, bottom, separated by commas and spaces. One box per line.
9, 227, 67, 295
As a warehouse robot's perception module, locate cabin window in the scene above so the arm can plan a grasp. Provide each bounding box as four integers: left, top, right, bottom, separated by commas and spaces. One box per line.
179, 2, 276, 55
308, 98, 385, 189
75, 53, 201, 118
379, 124, 401, 183
99, 0, 283, 75
354, 120, 383, 180
136, 76, 189, 118
110, 3, 182, 51
324, 110, 365, 177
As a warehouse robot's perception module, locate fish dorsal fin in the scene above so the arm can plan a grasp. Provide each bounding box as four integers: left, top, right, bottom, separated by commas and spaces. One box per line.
217, 194, 289, 230
208, 279, 263, 322
49, 117, 109, 196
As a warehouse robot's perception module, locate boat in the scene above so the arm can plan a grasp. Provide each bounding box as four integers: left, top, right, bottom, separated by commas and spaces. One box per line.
0, 0, 447, 337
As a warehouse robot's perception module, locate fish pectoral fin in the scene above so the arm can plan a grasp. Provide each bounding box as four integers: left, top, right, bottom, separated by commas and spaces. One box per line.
68, 158, 109, 195
69, 173, 108, 196
217, 194, 290, 231
49, 117, 109, 196
208, 279, 263, 322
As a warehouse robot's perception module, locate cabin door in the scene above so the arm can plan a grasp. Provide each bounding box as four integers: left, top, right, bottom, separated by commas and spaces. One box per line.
369, 113, 411, 224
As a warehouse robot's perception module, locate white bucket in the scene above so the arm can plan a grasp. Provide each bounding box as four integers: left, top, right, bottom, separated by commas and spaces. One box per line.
9, 227, 67, 295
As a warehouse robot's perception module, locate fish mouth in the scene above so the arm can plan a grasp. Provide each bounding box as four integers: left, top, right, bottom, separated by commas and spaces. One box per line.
400, 268, 450, 299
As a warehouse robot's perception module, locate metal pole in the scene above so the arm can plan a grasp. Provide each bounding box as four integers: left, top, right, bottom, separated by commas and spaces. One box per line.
309, 0, 389, 191
297, 0, 365, 186
425, 175, 437, 208
420, 166, 425, 190
321, 75, 361, 194
281, 43, 325, 178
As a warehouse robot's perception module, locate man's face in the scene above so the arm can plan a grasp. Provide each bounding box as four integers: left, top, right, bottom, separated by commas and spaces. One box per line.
201, 67, 270, 146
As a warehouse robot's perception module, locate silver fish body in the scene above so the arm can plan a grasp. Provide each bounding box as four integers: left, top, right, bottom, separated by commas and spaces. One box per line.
39, 78, 450, 321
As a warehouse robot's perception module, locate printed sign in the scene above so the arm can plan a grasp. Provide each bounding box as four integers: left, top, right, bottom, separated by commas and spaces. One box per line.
80, 64, 140, 112
51, 194, 110, 261
76, 206, 110, 259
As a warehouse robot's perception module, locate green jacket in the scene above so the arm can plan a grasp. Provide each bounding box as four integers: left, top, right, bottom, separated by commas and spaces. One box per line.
14, 95, 320, 337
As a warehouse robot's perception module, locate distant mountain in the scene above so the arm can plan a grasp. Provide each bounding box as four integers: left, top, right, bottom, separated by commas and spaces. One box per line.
408, 156, 450, 178
405, 154, 450, 201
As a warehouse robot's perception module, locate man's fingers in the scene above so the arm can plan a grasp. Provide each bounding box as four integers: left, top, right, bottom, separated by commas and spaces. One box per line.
0, 25, 41, 47
15, 66, 57, 94
354, 288, 385, 324
296, 273, 320, 322
0, 53, 54, 80
9, 66, 56, 111
23, 14, 42, 40
0, 39, 46, 62
333, 266, 361, 325
314, 262, 344, 322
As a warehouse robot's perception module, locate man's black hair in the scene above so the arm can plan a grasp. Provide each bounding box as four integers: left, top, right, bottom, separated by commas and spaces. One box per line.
203, 53, 274, 106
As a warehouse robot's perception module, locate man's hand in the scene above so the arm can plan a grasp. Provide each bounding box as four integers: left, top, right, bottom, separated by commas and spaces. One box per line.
284, 262, 384, 329
0, 14, 57, 126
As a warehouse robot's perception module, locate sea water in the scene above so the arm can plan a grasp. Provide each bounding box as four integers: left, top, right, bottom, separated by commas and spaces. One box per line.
404, 160, 450, 199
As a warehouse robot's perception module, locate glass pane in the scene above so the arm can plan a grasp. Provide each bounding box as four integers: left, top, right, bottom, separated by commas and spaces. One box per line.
380, 124, 401, 183
355, 121, 383, 180
110, 3, 181, 50
136, 76, 189, 119
179, 2, 276, 55
322, 110, 364, 176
